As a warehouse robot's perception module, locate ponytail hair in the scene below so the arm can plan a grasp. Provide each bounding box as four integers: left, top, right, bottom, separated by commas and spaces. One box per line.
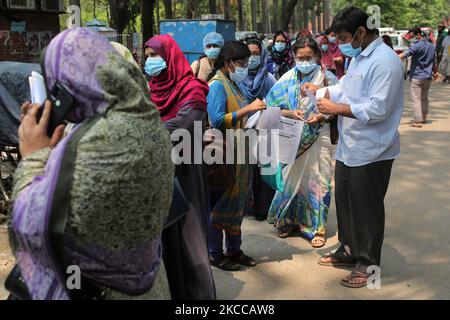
206, 40, 251, 82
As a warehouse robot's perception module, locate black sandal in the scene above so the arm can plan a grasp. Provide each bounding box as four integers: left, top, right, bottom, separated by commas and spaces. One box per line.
209, 255, 241, 271
227, 250, 257, 267
318, 250, 356, 267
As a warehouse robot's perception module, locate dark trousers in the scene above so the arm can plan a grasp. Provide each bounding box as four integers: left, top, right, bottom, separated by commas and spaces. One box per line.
335, 159, 394, 273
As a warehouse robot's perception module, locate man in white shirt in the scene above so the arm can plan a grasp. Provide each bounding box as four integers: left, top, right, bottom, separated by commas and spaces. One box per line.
303, 6, 403, 289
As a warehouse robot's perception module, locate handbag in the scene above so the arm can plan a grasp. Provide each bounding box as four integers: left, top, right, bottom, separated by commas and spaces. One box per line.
204, 116, 235, 190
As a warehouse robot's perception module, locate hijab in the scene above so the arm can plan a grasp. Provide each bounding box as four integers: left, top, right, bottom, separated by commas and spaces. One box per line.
237, 40, 275, 101
145, 35, 209, 122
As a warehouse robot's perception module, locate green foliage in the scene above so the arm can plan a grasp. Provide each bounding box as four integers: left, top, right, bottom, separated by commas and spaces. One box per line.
331, 0, 448, 29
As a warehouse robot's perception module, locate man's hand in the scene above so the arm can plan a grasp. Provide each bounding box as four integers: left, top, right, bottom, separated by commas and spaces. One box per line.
300, 83, 320, 97
19, 100, 65, 158
317, 98, 339, 115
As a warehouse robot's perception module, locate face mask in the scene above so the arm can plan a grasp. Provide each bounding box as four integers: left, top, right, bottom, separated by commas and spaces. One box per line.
413, 37, 420, 43
204, 47, 221, 59
229, 61, 249, 82
321, 44, 329, 52
145, 57, 167, 77
328, 36, 337, 43
274, 42, 286, 52
338, 31, 364, 58
295, 59, 317, 75
248, 55, 261, 70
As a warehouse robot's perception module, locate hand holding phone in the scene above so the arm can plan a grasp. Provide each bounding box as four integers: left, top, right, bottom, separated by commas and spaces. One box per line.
19, 101, 66, 158
35, 83, 74, 137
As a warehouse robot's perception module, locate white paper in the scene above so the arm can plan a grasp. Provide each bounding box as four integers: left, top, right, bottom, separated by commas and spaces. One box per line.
245, 110, 261, 129
277, 116, 304, 164
256, 107, 281, 130
316, 87, 332, 120
28, 72, 47, 105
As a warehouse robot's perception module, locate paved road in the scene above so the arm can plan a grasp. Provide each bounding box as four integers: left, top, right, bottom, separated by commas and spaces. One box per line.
213, 81, 450, 300
1, 81, 449, 300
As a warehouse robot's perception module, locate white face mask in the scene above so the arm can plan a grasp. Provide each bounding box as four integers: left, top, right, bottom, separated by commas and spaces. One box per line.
229, 61, 248, 82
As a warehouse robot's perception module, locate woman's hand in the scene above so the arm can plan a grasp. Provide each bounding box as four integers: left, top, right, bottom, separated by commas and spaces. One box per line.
305, 113, 325, 125
245, 98, 266, 114
300, 83, 320, 97
282, 109, 305, 120
19, 100, 66, 158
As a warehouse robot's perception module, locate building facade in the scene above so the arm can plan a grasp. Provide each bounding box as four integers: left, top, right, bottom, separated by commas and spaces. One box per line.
0, 0, 65, 62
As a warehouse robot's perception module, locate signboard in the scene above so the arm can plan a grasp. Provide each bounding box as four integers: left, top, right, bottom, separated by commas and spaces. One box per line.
11, 21, 26, 33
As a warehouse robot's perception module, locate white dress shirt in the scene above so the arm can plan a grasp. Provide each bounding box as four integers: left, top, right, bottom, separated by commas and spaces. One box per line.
327, 37, 404, 167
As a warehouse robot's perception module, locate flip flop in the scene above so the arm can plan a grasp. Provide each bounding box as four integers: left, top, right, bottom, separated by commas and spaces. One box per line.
311, 236, 326, 248
209, 255, 241, 271
227, 250, 257, 267
340, 271, 371, 288
318, 252, 356, 267
277, 225, 296, 238
409, 122, 422, 128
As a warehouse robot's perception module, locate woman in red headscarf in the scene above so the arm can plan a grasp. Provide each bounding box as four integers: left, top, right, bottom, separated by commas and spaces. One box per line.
144, 35, 216, 300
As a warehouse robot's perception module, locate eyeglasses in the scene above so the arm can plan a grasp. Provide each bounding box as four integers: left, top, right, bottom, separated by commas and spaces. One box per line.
295, 57, 315, 63
232, 59, 249, 68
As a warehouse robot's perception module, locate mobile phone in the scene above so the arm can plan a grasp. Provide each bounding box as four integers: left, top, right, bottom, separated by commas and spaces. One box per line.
35, 83, 74, 137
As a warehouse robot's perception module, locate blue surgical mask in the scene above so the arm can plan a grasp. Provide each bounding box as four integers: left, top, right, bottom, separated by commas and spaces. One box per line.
274, 42, 286, 52
338, 31, 364, 58
144, 57, 167, 77
248, 55, 261, 70
204, 47, 221, 59
229, 62, 249, 82
328, 36, 337, 43
296, 59, 317, 75
321, 44, 329, 52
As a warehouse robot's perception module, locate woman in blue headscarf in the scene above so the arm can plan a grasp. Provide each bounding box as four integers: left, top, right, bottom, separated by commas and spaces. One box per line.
191, 32, 224, 80
236, 39, 277, 222
237, 39, 276, 102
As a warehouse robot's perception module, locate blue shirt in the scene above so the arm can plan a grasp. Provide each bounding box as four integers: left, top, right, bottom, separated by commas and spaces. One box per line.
328, 37, 404, 167
405, 39, 436, 80
207, 80, 247, 130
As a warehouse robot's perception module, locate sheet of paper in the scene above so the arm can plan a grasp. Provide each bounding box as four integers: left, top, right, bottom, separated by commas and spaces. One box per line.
245, 110, 261, 129
256, 107, 281, 130
277, 116, 304, 165
29, 72, 47, 105
316, 87, 332, 120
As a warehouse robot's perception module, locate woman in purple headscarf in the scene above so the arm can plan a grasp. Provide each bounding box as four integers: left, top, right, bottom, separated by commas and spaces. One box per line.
7, 28, 174, 300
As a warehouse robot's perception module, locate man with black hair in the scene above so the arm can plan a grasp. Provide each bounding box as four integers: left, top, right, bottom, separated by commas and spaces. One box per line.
399, 27, 437, 127
302, 6, 403, 289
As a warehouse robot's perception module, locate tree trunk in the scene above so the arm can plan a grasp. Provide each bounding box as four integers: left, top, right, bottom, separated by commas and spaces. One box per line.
302, 0, 309, 31
237, 0, 245, 31
262, 0, 269, 34
209, 0, 216, 14
280, 0, 298, 32
311, 3, 317, 35
109, 0, 131, 34
186, 0, 196, 19
251, 0, 257, 31
163, 0, 173, 19
273, 0, 278, 31
323, 0, 330, 30
69, 0, 82, 25
142, 0, 155, 63
223, 0, 231, 20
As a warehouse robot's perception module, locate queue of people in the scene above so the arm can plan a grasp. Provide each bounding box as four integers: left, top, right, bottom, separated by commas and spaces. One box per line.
6, 5, 446, 300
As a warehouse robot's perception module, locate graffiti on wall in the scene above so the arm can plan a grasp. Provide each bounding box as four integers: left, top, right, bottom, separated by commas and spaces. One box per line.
0, 30, 54, 56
